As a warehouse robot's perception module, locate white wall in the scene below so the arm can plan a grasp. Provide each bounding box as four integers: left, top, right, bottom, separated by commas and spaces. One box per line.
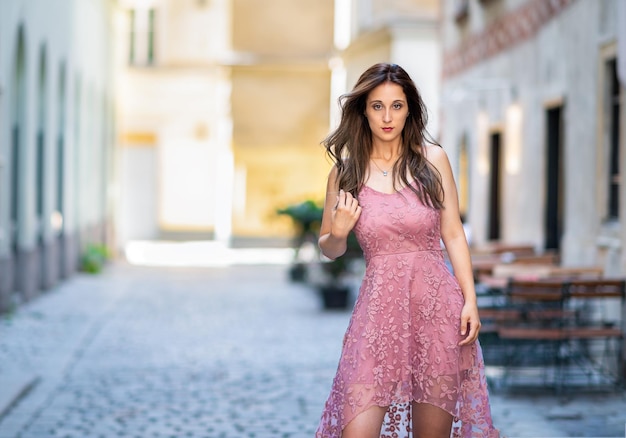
115, 0, 233, 246
440, 0, 621, 268
390, 22, 440, 139
0, 0, 116, 257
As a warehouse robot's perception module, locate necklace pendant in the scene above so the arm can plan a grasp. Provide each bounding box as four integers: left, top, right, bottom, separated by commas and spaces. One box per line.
383, 171, 388, 176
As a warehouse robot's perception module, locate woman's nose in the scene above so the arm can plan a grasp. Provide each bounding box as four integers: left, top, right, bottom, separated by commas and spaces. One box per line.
383, 109, 392, 122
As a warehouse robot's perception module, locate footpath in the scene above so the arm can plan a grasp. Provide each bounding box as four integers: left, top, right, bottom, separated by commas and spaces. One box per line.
0, 260, 625, 438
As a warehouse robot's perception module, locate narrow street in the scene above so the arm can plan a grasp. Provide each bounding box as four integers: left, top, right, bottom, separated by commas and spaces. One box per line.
1, 259, 625, 437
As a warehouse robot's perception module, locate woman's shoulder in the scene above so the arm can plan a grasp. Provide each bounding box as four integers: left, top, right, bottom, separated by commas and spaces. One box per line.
423, 144, 449, 166
327, 156, 354, 174
328, 163, 339, 176
326, 160, 345, 190
327, 159, 345, 176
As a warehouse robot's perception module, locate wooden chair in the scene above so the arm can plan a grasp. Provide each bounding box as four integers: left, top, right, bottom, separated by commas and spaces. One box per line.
495, 279, 569, 391
478, 306, 523, 366
561, 279, 625, 387
493, 278, 625, 391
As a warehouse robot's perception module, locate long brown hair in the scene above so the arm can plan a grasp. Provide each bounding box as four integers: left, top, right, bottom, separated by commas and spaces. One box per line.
324, 63, 444, 208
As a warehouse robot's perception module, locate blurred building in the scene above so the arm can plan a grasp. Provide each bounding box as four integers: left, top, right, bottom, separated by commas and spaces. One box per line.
440, 0, 626, 273
0, 0, 443, 309
116, 0, 442, 248
230, 0, 335, 241
116, 0, 334, 246
335, 0, 441, 136
0, 0, 117, 311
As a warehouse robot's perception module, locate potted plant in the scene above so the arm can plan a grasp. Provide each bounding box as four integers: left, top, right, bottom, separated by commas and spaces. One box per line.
80, 243, 110, 274
317, 232, 363, 310
278, 199, 364, 310
277, 200, 324, 282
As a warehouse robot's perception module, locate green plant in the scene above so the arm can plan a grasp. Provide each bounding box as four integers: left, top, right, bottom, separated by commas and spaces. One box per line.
278, 199, 364, 290
277, 199, 324, 264
277, 199, 324, 235
1, 305, 16, 321
80, 244, 109, 274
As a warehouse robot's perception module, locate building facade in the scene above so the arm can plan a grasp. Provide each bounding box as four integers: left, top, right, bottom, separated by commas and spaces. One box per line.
335, 0, 441, 136
0, 0, 117, 311
116, 0, 444, 248
116, 0, 335, 246
440, 0, 625, 274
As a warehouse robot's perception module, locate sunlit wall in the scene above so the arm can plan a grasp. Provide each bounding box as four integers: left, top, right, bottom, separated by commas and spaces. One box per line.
230, 0, 334, 239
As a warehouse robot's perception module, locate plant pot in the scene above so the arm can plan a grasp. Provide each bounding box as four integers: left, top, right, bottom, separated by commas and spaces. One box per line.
288, 263, 308, 282
319, 285, 350, 310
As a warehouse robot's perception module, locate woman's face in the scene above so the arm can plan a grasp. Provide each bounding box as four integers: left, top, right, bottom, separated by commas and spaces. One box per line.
364, 82, 409, 145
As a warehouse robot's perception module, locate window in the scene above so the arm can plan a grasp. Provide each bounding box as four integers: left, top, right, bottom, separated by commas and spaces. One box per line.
147, 9, 156, 65
129, 9, 135, 64
11, 126, 19, 252
458, 134, 470, 217
606, 58, 620, 219
36, 132, 44, 218
128, 8, 156, 66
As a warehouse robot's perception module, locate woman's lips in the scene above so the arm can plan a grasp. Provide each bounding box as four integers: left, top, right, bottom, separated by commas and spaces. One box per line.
382, 127, 393, 132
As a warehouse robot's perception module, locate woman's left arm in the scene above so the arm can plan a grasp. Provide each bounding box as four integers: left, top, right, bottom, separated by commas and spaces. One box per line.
425, 145, 480, 346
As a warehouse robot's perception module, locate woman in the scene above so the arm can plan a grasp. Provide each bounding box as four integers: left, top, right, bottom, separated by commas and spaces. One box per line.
315, 63, 499, 438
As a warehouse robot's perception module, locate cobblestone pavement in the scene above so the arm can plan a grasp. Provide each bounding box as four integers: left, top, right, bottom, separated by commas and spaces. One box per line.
0, 260, 625, 438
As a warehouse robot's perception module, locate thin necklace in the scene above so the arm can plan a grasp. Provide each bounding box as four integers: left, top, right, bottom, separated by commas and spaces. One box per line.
371, 158, 396, 177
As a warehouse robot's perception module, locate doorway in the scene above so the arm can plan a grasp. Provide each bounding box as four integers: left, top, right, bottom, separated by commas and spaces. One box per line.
11, 27, 27, 293
545, 105, 564, 250
36, 47, 48, 290
488, 131, 502, 241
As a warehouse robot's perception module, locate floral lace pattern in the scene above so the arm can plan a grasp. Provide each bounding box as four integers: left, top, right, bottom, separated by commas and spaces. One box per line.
315, 183, 499, 438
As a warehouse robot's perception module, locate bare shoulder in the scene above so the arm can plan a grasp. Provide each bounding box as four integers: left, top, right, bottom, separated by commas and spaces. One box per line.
328, 163, 340, 178
326, 164, 341, 193
423, 144, 451, 170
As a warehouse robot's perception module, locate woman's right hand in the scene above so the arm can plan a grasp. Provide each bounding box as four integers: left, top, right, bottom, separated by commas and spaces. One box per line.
331, 189, 362, 239
318, 167, 362, 259
319, 188, 362, 260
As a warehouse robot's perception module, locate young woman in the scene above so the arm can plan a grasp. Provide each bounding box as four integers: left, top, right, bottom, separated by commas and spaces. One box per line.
315, 63, 499, 438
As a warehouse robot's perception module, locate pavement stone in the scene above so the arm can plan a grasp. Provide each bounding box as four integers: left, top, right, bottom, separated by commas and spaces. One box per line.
0, 260, 624, 438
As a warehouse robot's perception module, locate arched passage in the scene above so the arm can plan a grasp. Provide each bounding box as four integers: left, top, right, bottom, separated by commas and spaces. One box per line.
56, 62, 67, 278
10, 26, 27, 293
73, 75, 82, 255
36, 44, 48, 289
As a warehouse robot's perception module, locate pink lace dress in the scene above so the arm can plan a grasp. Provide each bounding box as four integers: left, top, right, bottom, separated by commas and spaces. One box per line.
315, 182, 499, 438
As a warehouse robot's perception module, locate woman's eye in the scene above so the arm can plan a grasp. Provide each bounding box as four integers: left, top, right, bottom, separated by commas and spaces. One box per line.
393, 103, 403, 109
373, 104, 382, 110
